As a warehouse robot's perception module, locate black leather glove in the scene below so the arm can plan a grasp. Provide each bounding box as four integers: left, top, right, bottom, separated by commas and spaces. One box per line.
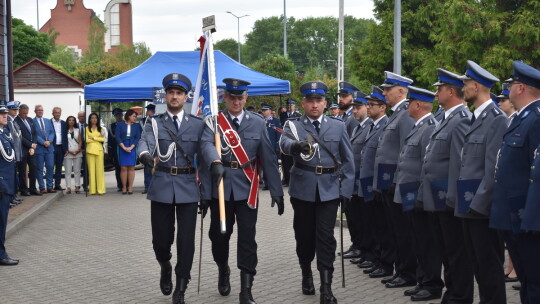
291, 141, 310, 156
199, 200, 210, 218
210, 162, 225, 187
140, 153, 154, 169
271, 196, 284, 215
340, 195, 350, 214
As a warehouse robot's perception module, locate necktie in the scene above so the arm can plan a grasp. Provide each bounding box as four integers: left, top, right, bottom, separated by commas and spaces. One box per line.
233, 117, 240, 129
368, 122, 374, 135
23, 118, 31, 133
312, 120, 320, 134
173, 115, 179, 131
39, 118, 47, 140
470, 114, 476, 126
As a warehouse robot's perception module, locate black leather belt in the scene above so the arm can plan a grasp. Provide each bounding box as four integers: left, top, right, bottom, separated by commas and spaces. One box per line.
222, 160, 254, 170
294, 163, 338, 175
155, 164, 195, 175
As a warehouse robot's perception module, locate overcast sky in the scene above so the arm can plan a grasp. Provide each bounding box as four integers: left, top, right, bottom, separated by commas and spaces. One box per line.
12, 0, 375, 53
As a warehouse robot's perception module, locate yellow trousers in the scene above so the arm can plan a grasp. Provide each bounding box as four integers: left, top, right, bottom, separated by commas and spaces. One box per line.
86, 152, 105, 194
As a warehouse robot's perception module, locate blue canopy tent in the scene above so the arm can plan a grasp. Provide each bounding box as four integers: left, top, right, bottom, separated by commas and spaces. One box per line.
84, 51, 291, 102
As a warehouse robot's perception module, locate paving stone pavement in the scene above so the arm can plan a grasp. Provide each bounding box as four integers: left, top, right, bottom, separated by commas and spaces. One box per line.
1, 171, 521, 303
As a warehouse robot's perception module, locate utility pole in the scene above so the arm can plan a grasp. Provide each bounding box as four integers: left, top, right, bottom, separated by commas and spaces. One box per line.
337, 0, 344, 83
393, 0, 401, 74
226, 11, 249, 63
283, 0, 287, 58
36, 0, 39, 30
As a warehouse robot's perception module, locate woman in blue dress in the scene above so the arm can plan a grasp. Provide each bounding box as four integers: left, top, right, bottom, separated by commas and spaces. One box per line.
115, 109, 142, 194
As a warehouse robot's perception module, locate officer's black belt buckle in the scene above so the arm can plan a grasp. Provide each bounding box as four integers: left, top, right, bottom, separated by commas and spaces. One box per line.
316, 165, 323, 175
223, 160, 255, 170
295, 162, 338, 174
156, 164, 195, 175
230, 161, 239, 169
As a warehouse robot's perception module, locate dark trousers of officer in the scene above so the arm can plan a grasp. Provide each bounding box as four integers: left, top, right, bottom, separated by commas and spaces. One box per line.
434, 211, 474, 304
54, 144, 64, 187
409, 210, 444, 294
462, 218, 506, 304
18, 153, 37, 192
361, 198, 379, 262
112, 149, 122, 190
209, 198, 258, 275
143, 166, 152, 190
374, 192, 395, 272
151, 201, 198, 280
290, 196, 339, 272
506, 231, 540, 304
345, 195, 363, 250
0, 194, 13, 259
281, 154, 293, 185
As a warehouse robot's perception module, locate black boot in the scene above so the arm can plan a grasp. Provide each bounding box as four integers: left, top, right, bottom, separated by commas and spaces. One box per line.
217, 263, 231, 296
300, 262, 315, 295
239, 272, 256, 304
172, 278, 188, 304
320, 270, 337, 304
158, 261, 173, 295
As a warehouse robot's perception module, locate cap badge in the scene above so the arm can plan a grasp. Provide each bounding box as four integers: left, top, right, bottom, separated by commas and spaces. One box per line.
311, 82, 317, 89
172, 73, 179, 80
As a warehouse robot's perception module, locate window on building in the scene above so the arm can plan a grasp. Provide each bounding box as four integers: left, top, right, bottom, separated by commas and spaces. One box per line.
110, 4, 120, 46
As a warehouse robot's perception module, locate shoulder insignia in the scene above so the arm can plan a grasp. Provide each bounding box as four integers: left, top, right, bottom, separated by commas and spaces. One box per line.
428, 118, 436, 125
459, 110, 468, 118
189, 114, 202, 120
327, 116, 342, 121
491, 108, 502, 116
159, 113, 168, 120
250, 112, 263, 119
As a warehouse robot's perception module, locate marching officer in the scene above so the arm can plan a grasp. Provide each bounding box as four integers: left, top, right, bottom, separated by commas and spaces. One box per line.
357, 86, 388, 273
137, 73, 210, 304
338, 81, 361, 136
0, 101, 19, 266
261, 103, 281, 190
344, 90, 371, 262
280, 99, 301, 187
456, 60, 508, 304
279, 81, 354, 304
491, 61, 540, 303
420, 68, 473, 303
201, 78, 284, 304
373, 71, 415, 285
393, 86, 441, 301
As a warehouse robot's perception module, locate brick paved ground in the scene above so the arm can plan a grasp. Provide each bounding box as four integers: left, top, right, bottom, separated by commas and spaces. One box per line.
1, 171, 520, 303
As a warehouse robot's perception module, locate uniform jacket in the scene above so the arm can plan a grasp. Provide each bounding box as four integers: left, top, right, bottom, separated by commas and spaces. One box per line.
280, 111, 301, 126
491, 99, 540, 231
115, 121, 142, 147
138, 112, 210, 204
394, 114, 437, 204
351, 117, 372, 196
344, 109, 360, 137
280, 115, 355, 201
15, 116, 37, 157
374, 101, 415, 190
0, 128, 17, 195
50, 119, 68, 153
456, 101, 507, 218
359, 116, 388, 200
33, 116, 55, 154
264, 116, 282, 154
420, 105, 471, 211
433, 106, 445, 122
522, 144, 540, 231
7, 116, 21, 162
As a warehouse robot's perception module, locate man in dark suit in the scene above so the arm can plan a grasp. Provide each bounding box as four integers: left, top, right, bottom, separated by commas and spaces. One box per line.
77, 111, 87, 192
15, 104, 40, 196
108, 108, 124, 192
51, 107, 68, 191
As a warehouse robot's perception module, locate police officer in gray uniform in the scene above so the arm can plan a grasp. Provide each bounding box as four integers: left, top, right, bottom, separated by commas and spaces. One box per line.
393, 87, 441, 301
456, 60, 508, 304
280, 81, 354, 304
346, 91, 372, 263
490, 61, 540, 304
337, 82, 361, 136
373, 71, 415, 284
420, 68, 473, 303
138, 73, 210, 304
0, 101, 19, 266
6, 101, 22, 207
201, 78, 284, 304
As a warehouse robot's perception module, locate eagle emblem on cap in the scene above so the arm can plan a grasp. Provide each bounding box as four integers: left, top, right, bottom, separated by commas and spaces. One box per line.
172, 73, 179, 80
311, 82, 317, 89
233, 80, 239, 87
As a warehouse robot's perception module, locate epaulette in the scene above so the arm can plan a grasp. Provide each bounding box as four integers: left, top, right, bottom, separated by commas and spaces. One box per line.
189, 114, 202, 120
534, 107, 540, 115
327, 115, 342, 121
491, 108, 502, 117
246, 112, 263, 119
459, 110, 468, 118
428, 118, 436, 125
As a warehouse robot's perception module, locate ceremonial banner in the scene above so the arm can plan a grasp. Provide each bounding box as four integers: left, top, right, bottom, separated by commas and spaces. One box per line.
191, 34, 215, 117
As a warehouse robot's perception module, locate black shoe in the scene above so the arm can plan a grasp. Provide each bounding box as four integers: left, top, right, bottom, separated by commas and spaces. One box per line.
300, 262, 315, 295
142, 188, 148, 194
369, 268, 393, 278
363, 264, 379, 274
30, 189, 42, 196
20, 191, 31, 196
54, 186, 65, 191
158, 261, 173, 295
381, 274, 398, 284
117, 188, 122, 192
342, 249, 362, 259
512, 283, 521, 291
172, 277, 188, 304
350, 257, 364, 264
0, 257, 19, 266
320, 270, 337, 304
14, 197, 23, 202
385, 277, 416, 288
239, 272, 256, 304
411, 289, 441, 301
217, 263, 231, 296
338, 245, 355, 256
404, 285, 422, 296
358, 260, 375, 269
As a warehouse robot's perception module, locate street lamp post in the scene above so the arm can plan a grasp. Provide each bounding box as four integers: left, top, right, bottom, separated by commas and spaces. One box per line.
226, 11, 249, 63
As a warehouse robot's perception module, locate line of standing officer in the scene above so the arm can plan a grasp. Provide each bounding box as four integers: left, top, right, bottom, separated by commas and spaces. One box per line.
280, 81, 354, 304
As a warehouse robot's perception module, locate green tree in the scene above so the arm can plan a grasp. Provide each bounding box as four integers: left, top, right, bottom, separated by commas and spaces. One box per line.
111, 42, 152, 67
83, 16, 106, 63
74, 56, 130, 85
47, 44, 78, 75
214, 38, 241, 60
12, 18, 52, 68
